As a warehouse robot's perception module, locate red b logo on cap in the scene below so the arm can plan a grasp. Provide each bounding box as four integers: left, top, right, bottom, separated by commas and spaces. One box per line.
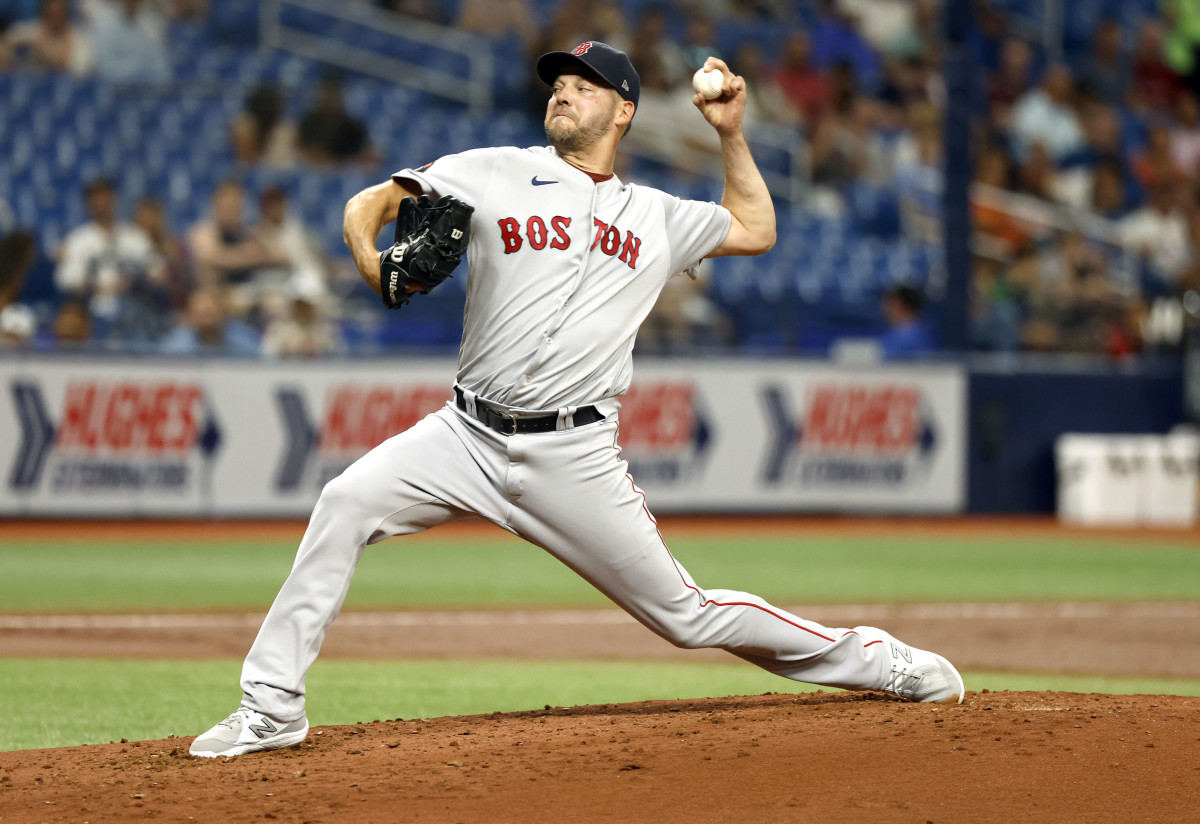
573, 42, 593, 55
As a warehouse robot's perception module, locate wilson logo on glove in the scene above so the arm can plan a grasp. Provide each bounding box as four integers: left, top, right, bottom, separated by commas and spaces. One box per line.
379, 195, 473, 310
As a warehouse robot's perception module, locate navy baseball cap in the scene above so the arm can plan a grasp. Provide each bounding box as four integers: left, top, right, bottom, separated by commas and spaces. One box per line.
536, 41, 640, 108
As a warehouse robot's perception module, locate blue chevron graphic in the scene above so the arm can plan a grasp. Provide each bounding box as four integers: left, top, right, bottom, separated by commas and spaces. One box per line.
760, 386, 796, 484
693, 408, 711, 454
9, 381, 56, 490
199, 407, 222, 458
275, 389, 317, 491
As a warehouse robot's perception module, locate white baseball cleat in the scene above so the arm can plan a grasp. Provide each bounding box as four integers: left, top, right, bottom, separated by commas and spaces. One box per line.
189, 708, 309, 758
879, 635, 965, 704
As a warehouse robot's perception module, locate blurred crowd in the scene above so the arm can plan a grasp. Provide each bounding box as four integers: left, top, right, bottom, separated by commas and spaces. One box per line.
965, 11, 1200, 358
0, 173, 347, 355
2, 0, 1200, 359
0, 0, 200, 82
0, 0, 379, 355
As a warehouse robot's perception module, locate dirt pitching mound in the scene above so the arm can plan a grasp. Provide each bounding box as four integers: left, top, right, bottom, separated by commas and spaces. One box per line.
2, 691, 1198, 823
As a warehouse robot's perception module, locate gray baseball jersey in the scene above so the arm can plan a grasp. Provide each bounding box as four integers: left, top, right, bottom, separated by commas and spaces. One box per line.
394, 146, 730, 410
234, 144, 956, 727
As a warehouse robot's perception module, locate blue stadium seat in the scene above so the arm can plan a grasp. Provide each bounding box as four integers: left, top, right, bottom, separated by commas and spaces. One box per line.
341, 80, 382, 120
29, 105, 53, 143
51, 133, 78, 177
166, 167, 195, 211
794, 268, 824, 306
93, 133, 121, 174
278, 5, 326, 36
360, 28, 398, 56
69, 105, 99, 148
207, 0, 260, 45
119, 165, 148, 203
717, 19, 793, 61
12, 186, 37, 228
849, 182, 902, 237
194, 48, 245, 83
37, 212, 65, 253
0, 16, 991, 357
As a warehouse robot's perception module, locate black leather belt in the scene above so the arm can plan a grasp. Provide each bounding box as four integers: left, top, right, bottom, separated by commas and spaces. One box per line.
455, 387, 604, 435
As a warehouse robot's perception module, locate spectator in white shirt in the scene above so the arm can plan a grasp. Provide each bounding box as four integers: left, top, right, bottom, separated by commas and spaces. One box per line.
1169, 91, 1200, 177
5, 0, 93, 75
187, 179, 288, 308
160, 288, 260, 357
86, 0, 169, 84
239, 185, 333, 325
56, 178, 165, 323
253, 186, 328, 300
1119, 182, 1193, 285
0, 228, 38, 347
261, 288, 343, 359
1010, 63, 1085, 163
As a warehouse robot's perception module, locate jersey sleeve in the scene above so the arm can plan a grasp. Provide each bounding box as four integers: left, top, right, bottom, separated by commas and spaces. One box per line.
391, 148, 498, 208
659, 193, 733, 277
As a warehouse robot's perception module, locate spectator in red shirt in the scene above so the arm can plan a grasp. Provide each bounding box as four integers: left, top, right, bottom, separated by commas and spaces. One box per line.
775, 31, 829, 128
1132, 123, 1184, 191
1131, 20, 1183, 114
986, 37, 1033, 114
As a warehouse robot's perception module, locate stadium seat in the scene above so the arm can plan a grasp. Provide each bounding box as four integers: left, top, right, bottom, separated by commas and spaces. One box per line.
0, 7, 985, 356
207, 0, 260, 44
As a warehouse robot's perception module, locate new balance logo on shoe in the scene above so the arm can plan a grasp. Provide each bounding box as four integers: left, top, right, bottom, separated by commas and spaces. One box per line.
877, 633, 965, 704
191, 709, 310, 757
248, 716, 278, 739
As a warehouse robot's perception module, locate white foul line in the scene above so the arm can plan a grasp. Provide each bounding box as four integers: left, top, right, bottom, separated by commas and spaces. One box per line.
0, 602, 1198, 631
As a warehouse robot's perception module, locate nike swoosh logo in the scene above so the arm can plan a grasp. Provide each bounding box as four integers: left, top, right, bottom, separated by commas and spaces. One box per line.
531, 177, 558, 186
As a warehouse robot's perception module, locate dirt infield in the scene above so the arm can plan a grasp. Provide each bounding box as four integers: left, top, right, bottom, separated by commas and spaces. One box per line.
1, 605, 1199, 823
1, 691, 1198, 823
4, 601, 1200, 678
3, 516, 1198, 821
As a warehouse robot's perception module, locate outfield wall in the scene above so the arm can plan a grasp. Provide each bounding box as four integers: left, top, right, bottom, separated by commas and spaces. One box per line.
967, 358, 1189, 513
0, 356, 966, 516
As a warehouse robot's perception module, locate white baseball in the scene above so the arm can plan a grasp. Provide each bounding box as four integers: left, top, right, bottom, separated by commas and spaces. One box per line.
692, 67, 724, 100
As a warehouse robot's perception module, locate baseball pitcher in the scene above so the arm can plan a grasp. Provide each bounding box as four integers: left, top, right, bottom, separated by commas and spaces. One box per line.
190, 41, 963, 758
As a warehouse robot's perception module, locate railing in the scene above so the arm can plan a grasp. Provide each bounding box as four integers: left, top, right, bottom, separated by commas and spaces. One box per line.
259, 0, 807, 203
969, 182, 1139, 295
903, 171, 1140, 296
260, 0, 494, 115
619, 113, 807, 205
724, 122, 809, 206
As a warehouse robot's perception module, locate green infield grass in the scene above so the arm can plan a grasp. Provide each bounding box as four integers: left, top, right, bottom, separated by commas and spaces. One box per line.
2, 658, 1198, 752
2, 534, 1199, 613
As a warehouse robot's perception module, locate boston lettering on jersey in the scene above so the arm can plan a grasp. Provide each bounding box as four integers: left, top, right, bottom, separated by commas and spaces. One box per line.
495, 215, 643, 270
498, 216, 572, 254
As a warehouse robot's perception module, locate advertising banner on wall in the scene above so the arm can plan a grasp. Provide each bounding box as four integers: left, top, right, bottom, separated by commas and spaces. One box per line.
2, 361, 222, 516
0, 357, 965, 516
615, 361, 966, 513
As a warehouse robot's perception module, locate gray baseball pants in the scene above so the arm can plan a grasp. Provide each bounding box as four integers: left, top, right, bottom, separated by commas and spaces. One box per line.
240, 404, 897, 722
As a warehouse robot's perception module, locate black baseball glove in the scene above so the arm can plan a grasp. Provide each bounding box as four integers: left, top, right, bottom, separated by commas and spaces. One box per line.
379, 194, 473, 309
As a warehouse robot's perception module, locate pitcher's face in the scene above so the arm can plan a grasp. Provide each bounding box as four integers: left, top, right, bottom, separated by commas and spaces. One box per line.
544, 73, 621, 153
